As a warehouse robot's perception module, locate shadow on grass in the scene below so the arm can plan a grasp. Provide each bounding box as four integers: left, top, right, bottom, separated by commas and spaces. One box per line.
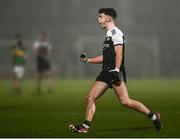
97, 125, 154, 132
128, 125, 154, 131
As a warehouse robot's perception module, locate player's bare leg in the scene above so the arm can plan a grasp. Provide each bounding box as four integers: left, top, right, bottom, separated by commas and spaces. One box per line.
69, 81, 109, 133
112, 81, 162, 130
12, 74, 17, 93
85, 81, 109, 121
113, 81, 149, 114
12, 74, 21, 95
44, 70, 53, 94
36, 72, 43, 95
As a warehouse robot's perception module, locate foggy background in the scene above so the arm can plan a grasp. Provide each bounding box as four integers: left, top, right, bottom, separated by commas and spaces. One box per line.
0, 0, 180, 79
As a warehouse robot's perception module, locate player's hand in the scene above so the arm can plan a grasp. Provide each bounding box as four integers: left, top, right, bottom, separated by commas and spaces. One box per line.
80, 52, 88, 63
109, 68, 120, 83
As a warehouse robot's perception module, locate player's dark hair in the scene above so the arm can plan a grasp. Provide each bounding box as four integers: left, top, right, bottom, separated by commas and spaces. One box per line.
41, 32, 48, 37
98, 8, 117, 19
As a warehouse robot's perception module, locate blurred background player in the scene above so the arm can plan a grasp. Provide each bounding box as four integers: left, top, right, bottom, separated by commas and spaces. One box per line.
33, 32, 53, 95
11, 33, 26, 95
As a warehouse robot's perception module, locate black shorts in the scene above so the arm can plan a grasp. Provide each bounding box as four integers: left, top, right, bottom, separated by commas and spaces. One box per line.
37, 57, 50, 72
96, 68, 126, 88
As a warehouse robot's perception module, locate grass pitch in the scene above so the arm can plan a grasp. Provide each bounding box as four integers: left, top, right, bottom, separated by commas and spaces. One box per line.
0, 79, 180, 137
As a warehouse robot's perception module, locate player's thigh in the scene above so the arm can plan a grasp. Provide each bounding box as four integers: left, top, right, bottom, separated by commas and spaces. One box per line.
112, 81, 129, 99
37, 71, 44, 80
87, 81, 109, 101
44, 70, 51, 78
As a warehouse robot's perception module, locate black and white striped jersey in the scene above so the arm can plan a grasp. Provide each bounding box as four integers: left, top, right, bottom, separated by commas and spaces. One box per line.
33, 41, 52, 58
102, 26, 126, 71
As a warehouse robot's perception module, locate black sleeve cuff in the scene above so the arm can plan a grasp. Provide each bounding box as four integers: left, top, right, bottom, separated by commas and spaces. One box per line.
114, 43, 124, 47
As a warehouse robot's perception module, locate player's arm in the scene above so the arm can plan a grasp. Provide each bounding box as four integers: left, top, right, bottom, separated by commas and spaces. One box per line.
87, 55, 103, 64
108, 45, 123, 83
32, 47, 38, 55
80, 53, 103, 64
110, 33, 124, 72
109, 33, 124, 82
32, 42, 39, 56
114, 45, 123, 71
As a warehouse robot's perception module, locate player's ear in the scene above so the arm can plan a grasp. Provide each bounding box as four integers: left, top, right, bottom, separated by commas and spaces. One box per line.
106, 16, 111, 22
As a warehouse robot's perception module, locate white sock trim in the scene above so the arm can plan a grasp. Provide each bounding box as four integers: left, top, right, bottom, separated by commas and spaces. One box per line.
151, 114, 157, 121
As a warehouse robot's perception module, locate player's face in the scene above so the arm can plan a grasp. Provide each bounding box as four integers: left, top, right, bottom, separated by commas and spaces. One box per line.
98, 13, 107, 29
16, 37, 23, 44
40, 35, 48, 42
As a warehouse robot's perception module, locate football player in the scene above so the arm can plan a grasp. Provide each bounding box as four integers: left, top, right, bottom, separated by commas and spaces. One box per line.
11, 33, 26, 95
33, 32, 53, 95
69, 8, 162, 133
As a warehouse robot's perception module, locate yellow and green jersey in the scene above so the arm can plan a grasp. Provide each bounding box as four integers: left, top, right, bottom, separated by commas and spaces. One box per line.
12, 43, 26, 66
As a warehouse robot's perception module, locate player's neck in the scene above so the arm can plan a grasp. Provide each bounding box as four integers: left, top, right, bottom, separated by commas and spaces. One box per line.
106, 22, 116, 31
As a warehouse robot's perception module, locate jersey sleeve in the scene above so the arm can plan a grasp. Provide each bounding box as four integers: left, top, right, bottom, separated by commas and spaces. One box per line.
33, 41, 39, 49
112, 34, 124, 46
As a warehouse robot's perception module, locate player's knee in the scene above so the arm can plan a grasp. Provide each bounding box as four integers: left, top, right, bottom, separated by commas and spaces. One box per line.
86, 95, 95, 105
120, 98, 132, 107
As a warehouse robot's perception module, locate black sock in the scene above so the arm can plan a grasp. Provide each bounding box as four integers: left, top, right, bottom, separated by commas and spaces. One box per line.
83, 120, 91, 128
147, 111, 153, 118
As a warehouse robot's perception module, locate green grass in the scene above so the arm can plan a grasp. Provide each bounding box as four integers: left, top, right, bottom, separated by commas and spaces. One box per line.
0, 79, 180, 137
